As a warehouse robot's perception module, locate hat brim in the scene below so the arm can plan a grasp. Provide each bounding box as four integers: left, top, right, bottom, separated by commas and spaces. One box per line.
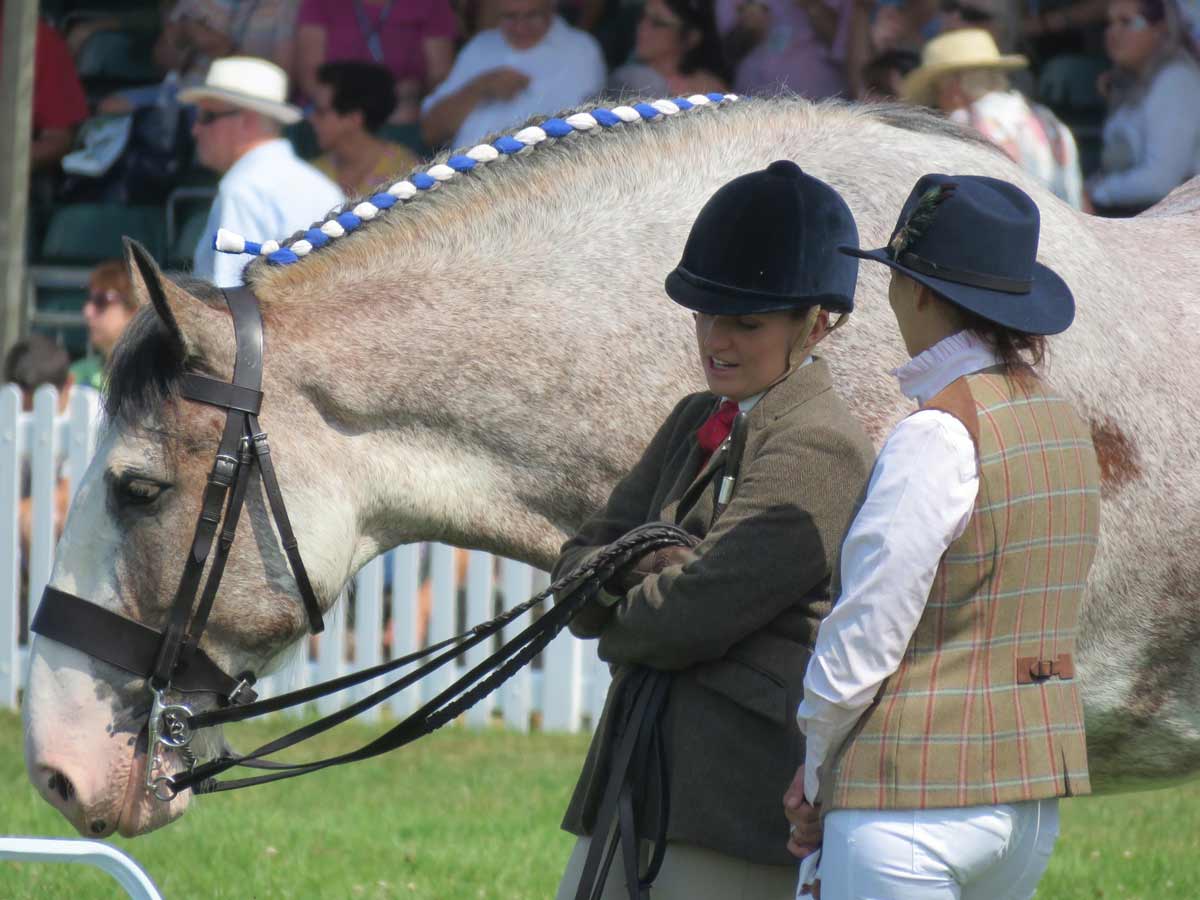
177, 86, 302, 125
838, 245, 1074, 335
900, 54, 1028, 106
664, 268, 854, 315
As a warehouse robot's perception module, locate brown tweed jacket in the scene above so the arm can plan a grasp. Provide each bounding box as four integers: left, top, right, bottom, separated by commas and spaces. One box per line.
827, 372, 1101, 811
553, 358, 875, 866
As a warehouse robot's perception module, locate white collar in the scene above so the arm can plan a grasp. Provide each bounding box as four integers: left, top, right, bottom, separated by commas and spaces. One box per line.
892, 331, 1001, 405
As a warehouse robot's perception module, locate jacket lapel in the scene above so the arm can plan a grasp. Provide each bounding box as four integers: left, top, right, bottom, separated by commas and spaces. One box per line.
664, 358, 836, 524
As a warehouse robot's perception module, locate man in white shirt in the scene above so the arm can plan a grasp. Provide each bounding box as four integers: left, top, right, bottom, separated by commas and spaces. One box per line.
182, 56, 345, 288
419, 0, 606, 151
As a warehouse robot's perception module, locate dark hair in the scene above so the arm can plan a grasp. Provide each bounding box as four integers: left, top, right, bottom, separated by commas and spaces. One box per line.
1138, 0, 1168, 23
5, 334, 71, 392
956, 308, 1048, 374
862, 49, 921, 97
316, 61, 398, 133
664, 0, 731, 82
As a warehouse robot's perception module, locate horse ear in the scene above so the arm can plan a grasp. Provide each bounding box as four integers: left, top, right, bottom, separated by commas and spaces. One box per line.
123, 238, 236, 375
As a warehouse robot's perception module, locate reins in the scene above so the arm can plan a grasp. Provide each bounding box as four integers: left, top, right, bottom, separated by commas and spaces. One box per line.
170, 522, 693, 797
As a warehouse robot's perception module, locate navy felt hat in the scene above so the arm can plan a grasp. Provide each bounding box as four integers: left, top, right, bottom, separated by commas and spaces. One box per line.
839, 174, 1075, 335
665, 160, 860, 316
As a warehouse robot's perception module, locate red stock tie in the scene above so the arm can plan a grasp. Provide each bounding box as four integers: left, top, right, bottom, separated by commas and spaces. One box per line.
696, 399, 739, 466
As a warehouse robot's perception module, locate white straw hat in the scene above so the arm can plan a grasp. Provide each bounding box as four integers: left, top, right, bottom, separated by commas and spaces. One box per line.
900, 28, 1028, 106
178, 56, 302, 125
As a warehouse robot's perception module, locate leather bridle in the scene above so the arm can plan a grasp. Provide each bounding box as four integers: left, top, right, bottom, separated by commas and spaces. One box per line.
27, 281, 696, 878
32, 286, 325, 799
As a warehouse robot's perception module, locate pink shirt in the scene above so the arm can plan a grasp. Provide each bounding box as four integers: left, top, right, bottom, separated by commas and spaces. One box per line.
298, 0, 457, 84
715, 0, 854, 98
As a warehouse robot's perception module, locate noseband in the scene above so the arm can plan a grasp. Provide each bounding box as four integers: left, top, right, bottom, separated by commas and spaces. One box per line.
29, 284, 695, 825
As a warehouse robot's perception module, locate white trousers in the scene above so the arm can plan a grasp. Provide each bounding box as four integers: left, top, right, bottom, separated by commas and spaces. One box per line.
809, 799, 1059, 900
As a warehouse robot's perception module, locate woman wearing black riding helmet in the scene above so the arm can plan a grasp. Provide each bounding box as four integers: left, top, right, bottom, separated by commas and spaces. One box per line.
552, 160, 875, 900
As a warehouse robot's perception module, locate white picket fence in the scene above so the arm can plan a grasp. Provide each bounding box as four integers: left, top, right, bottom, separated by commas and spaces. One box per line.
0, 383, 611, 732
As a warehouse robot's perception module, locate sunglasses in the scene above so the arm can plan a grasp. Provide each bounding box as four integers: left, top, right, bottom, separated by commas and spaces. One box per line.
85, 290, 121, 312
643, 12, 684, 28
195, 108, 242, 126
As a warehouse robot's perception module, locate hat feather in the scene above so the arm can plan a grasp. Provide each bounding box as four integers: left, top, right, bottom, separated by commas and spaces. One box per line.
889, 183, 956, 257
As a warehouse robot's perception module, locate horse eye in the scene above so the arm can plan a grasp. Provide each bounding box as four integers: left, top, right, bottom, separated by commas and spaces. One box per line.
119, 477, 165, 506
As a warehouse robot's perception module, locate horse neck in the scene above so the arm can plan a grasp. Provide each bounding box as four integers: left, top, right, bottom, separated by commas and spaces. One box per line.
255, 249, 700, 571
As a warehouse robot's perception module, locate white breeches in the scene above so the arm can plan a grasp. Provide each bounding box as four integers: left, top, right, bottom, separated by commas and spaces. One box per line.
810, 799, 1060, 900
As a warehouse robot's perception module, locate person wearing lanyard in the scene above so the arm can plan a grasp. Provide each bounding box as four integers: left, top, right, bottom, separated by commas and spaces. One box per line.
552, 160, 876, 900
786, 174, 1101, 900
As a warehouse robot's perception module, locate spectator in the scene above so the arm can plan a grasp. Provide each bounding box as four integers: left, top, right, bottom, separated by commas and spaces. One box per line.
871, 0, 945, 53
608, 0, 728, 97
420, 0, 605, 150
69, 260, 141, 392
99, 0, 302, 116
903, 29, 1086, 208
861, 46, 920, 96
716, 0, 854, 96
5, 336, 73, 560
1087, 0, 1200, 213
183, 56, 344, 287
0, 3, 89, 173
310, 61, 419, 196
6, 335, 72, 414
295, 0, 457, 124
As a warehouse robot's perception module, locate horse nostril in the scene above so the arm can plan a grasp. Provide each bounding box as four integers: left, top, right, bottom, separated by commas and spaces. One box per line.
46, 770, 76, 803
90, 820, 107, 835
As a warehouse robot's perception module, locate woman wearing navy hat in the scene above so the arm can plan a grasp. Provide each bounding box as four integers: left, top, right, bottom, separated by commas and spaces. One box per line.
552, 160, 876, 900
786, 175, 1102, 899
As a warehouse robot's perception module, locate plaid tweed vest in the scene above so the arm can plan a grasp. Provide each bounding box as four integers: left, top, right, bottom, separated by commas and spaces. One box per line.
827, 371, 1101, 810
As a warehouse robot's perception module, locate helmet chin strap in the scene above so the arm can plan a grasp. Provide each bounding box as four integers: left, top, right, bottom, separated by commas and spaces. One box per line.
767, 305, 829, 391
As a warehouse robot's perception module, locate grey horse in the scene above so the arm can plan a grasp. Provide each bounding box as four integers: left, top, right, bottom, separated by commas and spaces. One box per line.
22, 96, 1200, 838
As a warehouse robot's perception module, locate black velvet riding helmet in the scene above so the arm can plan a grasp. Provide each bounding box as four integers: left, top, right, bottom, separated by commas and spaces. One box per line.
665, 160, 860, 316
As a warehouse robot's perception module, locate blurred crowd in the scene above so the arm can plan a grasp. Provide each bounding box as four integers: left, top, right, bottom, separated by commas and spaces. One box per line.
5, 0, 1200, 372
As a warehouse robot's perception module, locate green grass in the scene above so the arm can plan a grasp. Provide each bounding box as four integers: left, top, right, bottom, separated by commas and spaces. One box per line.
2, 709, 1199, 899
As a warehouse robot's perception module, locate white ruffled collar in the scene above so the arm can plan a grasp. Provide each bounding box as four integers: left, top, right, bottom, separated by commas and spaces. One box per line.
892, 331, 1001, 404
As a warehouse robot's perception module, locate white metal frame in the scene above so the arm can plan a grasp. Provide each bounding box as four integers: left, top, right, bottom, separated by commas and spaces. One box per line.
0, 837, 164, 900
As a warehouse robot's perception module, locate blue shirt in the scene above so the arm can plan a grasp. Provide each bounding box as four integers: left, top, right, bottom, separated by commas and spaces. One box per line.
193, 138, 344, 287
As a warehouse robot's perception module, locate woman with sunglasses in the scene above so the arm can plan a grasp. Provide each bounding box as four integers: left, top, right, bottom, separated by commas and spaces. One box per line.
607, 0, 729, 96
69, 260, 141, 391
1087, 0, 1200, 214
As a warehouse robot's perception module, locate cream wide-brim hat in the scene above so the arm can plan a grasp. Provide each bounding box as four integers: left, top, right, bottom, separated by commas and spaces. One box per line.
178, 56, 302, 125
900, 28, 1028, 107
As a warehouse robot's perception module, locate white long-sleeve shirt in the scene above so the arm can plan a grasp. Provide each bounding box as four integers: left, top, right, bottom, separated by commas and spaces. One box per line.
796, 331, 1000, 804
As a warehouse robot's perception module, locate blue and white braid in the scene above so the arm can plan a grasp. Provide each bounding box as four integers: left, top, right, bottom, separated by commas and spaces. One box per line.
213, 93, 740, 267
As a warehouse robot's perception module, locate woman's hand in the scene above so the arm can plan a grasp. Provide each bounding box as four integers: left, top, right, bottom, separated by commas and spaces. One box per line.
784, 765, 822, 858
605, 545, 696, 595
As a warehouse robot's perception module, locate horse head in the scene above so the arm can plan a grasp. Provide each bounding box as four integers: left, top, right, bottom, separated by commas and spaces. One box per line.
22, 243, 361, 836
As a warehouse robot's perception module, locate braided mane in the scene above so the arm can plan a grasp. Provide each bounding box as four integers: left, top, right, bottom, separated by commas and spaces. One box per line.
214, 94, 740, 271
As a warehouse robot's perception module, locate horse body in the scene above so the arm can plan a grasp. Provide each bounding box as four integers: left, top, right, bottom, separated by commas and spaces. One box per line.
23, 98, 1200, 839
